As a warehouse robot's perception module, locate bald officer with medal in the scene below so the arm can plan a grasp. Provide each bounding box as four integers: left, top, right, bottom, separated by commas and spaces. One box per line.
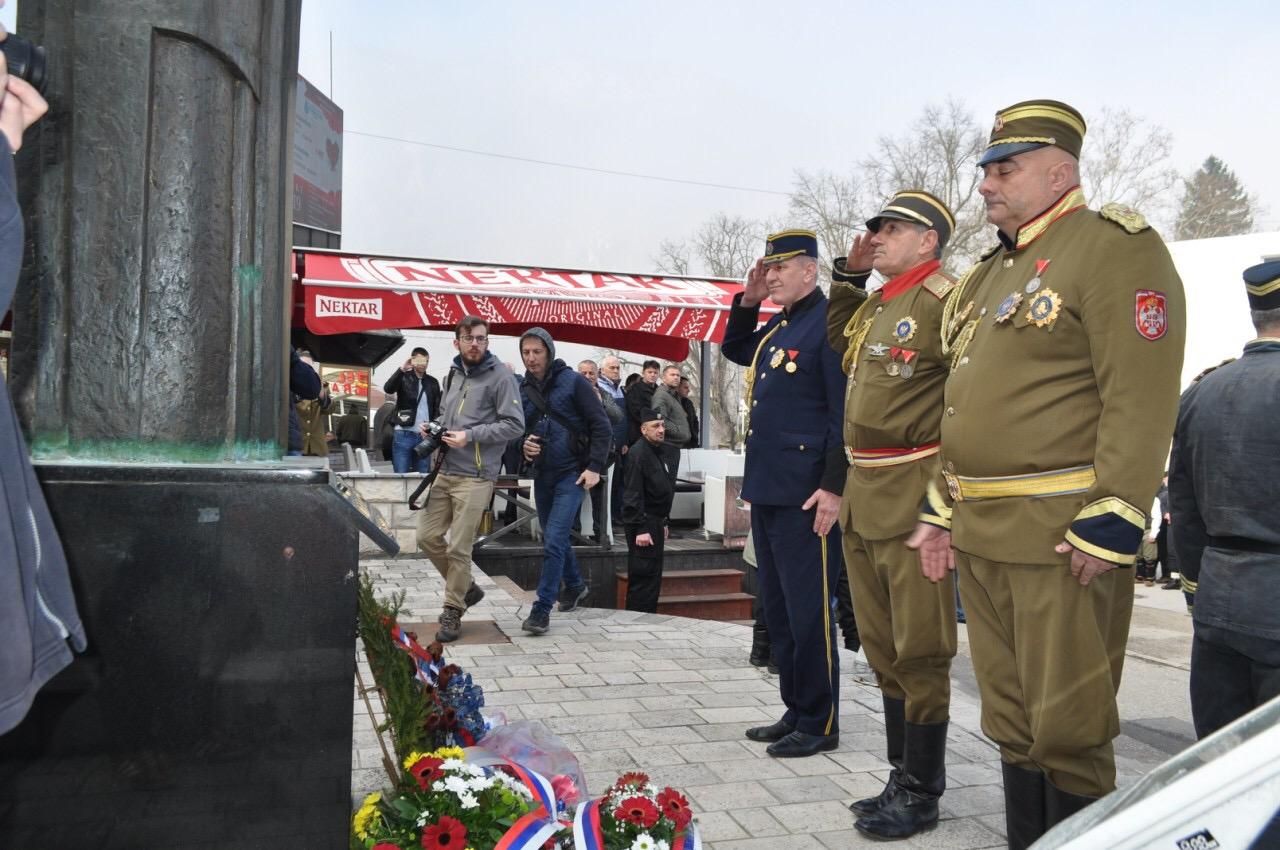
826, 190, 958, 840
722, 230, 848, 758
908, 100, 1185, 848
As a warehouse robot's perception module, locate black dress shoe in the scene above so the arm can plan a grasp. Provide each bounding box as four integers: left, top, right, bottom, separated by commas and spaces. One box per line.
744, 719, 794, 742
766, 730, 838, 757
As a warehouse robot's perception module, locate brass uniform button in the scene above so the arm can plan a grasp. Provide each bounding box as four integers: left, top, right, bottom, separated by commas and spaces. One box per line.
799, 445, 805, 451
748, 429, 753, 436
1003, 258, 1015, 268
752, 399, 758, 407
946, 407, 956, 416
781, 320, 788, 327
959, 356, 970, 366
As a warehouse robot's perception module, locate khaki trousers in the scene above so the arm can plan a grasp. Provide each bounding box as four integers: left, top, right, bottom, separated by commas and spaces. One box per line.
955, 550, 1133, 797
416, 474, 495, 610
843, 529, 956, 723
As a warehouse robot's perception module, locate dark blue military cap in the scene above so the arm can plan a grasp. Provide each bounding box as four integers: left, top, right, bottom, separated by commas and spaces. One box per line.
1244, 260, 1280, 311
762, 229, 818, 265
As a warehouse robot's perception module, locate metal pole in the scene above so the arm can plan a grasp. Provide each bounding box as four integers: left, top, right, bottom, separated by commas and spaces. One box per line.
699, 340, 712, 447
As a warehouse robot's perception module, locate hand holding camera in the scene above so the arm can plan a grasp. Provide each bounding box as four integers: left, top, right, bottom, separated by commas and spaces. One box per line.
413, 418, 447, 460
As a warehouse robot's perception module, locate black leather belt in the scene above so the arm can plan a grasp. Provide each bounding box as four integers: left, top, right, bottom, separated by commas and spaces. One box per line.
1208, 535, 1280, 555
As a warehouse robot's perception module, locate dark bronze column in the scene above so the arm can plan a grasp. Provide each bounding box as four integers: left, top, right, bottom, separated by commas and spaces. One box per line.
10, 0, 300, 460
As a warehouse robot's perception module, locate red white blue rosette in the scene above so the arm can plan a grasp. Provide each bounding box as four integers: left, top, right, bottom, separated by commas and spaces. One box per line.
465, 750, 566, 849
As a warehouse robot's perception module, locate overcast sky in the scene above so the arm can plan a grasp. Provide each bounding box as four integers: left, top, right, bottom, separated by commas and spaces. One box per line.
294, 0, 1279, 276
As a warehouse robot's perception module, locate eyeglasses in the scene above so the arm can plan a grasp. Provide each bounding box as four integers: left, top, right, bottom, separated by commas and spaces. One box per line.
460, 335, 488, 345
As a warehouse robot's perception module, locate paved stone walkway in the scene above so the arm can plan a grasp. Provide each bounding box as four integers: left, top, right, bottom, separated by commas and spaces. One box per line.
353, 558, 1194, 849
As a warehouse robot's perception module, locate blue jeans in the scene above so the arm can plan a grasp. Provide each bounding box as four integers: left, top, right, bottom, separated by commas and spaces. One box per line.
533, 474, 587, 614
392, 428, 430, 473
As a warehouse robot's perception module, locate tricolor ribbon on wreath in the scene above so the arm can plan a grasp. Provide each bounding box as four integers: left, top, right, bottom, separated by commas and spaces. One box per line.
573, 797, 703, 850
385, 619, 444, 687
466, 750, 569, 849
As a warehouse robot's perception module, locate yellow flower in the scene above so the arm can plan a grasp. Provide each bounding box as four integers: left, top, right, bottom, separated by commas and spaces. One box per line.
402, 751, 429, 771
429, 745, 466, 761
352, 791, 381, 839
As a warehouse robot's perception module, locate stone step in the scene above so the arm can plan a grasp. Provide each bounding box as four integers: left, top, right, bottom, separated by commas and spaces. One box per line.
613, 568, 744, 608
654, 592, 755, 621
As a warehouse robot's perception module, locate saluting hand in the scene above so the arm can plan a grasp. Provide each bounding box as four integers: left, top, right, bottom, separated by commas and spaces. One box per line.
906, 522, 955, 582
1055, 540, 1117, 587
802, 488, 841, 536
845, 232, 876, 273
741, 259, 768, 308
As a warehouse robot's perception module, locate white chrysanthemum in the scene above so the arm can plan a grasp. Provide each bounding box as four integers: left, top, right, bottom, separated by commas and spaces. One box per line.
467, 775, 495, 793
432, 780, 447, 793
458, 791, 480, 810
441, 758, 466, 771
443, 775, 470, 796
630, 833, 657, 850
655, 841, 670, 850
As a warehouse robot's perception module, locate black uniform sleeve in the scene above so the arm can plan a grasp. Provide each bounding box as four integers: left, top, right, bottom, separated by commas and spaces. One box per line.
621, 443, 646, 528
1168, 396, 1205, 598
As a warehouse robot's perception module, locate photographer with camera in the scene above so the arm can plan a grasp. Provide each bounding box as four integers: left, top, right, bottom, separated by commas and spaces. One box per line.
383, 346, 441, 473
415, 318, 525, 642
518, 328, 611, 635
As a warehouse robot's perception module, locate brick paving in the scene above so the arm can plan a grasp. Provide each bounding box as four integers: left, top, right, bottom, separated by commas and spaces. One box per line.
353, 557, 1193, 848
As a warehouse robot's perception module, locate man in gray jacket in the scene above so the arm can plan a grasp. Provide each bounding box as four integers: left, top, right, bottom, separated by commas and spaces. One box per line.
650, 364, 690, 488
416, 316, 526, 641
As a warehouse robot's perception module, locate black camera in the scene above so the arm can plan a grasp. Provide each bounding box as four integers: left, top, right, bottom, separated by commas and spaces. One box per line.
2, 34, 47, 94
413, 418, 447, 460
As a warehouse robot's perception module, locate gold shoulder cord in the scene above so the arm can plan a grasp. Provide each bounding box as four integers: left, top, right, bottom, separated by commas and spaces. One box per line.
742, 322, 784, 434
841, 299, 876, 376
941, 263, 981, 369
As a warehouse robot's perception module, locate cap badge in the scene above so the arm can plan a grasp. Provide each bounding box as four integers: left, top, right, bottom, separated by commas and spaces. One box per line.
765, 241, 775, 256
993, 113, 1005, 133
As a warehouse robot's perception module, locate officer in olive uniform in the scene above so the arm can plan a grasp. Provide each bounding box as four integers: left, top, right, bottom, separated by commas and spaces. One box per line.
826, 190, 957, 840
1170, 261, 1280, 740
723, 230, 848, 758
908, 100, 1185, 849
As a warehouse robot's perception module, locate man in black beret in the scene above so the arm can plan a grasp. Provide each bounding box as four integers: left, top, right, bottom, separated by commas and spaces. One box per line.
621, 408, 675, 612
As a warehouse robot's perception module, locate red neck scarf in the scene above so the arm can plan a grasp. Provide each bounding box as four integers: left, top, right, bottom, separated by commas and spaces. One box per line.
879, 259, 941, 303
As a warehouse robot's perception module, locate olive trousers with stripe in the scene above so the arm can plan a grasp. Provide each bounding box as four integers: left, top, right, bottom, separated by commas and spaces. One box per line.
752, 505, 842, 736
955, 551, 1133, 797
843, 530, 956, 723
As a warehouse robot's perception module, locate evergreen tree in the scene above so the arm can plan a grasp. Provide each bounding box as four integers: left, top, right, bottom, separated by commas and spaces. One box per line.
1174, 156, 1255, 240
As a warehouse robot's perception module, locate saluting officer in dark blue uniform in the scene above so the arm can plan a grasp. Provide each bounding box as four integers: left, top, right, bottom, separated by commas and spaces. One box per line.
723, 230, 848, 757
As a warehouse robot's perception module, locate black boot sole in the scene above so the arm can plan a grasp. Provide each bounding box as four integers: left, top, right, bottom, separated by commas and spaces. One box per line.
854, 815, 938, 841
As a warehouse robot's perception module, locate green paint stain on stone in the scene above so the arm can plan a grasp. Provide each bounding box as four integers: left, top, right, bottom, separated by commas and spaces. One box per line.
29, 435, 282, 464
237, 264, 262, 294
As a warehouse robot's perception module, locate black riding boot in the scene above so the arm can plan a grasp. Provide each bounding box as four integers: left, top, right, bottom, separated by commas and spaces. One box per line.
854, 720, 946, 839
1002, 762, 1047, 850
835, 565, 861, 652
1044, 780, 1096, 835
849, 696, 905, 816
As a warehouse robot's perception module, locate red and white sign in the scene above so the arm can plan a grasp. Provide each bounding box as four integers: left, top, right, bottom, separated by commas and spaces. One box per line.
1135, 289, 1168, 341
296, 251, 779, 360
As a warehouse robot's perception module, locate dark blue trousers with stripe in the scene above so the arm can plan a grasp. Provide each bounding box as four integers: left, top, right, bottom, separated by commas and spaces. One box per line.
752, 504, 842, 736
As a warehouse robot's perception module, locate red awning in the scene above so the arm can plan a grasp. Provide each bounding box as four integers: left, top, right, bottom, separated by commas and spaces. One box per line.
295, 249, 779, 360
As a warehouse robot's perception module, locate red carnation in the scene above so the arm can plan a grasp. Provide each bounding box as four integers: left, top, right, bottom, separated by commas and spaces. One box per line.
615, 795, 660, 829
613, 771, 650, 791
408, 756, 445, 790
657, 787, 692, 828
421, 814, 467, 849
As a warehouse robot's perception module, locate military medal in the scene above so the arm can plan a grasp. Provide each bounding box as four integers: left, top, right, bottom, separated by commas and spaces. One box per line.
785, 361, 797, 373
1024, 259, 1051, 294
867, 342, 889, 357
899, 349, 917, 378
783, 348, 800, 373
1026, 288, 1063, 328
994, 291, 1023, 323
892, 316, 917, 344
770, 348, 785, 369
885, 361, 901, 376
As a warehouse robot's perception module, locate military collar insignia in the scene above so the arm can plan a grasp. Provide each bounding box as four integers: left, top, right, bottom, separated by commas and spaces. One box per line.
1026, 288, 1063, 327
1012, 187, 1087, 251
994, 292, 1023, 323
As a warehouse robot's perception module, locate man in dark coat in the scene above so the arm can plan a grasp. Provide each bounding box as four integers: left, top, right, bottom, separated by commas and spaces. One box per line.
722, 229, 848, 759
622, 409, 675, 612
382, 346, 442, 473
1170, 260, 1280, 739
0, 68, 88, 735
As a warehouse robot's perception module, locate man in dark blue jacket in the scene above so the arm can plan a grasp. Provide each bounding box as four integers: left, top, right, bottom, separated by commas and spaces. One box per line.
518, 328, 612, 635
722, 230, 848, 758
